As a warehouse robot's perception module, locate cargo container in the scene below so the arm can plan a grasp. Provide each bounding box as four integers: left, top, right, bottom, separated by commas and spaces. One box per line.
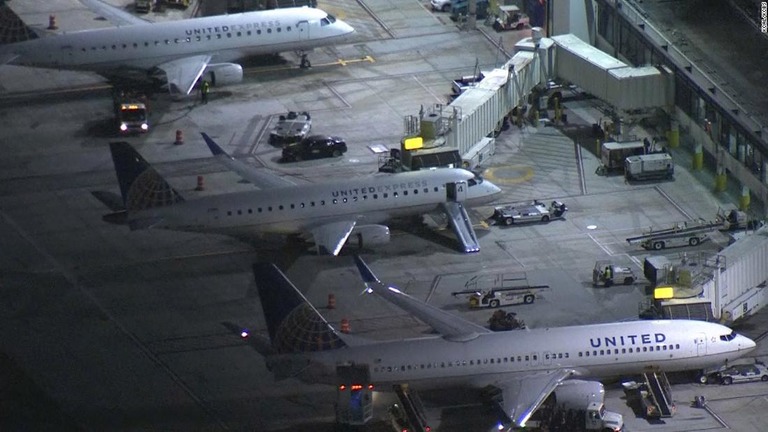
600, 140, 645, 171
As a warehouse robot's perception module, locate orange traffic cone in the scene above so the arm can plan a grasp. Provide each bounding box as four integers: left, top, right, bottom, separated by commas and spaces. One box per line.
174, 129, 184, 145
327, 293, 336, 309
195, 175, 204, 191
47, 15, 58, 30
340, 318, 350, 334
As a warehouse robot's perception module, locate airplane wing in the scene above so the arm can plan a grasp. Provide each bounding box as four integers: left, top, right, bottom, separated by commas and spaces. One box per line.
498, 368, 577, 427
201, 133, 296, 189
158, 55, 211, 96
311, 220, 357, 256
0, 53, 19, 66
79, 0, 152, 26
354, 256, 491, 341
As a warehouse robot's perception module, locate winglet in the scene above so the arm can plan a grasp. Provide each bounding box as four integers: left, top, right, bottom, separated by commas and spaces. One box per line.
353, 255, 380, 284
201, 132, 227, 156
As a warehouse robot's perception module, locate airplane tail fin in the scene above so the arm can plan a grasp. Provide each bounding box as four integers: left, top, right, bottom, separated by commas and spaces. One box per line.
108, 142, 184, 213
0, 3, 39, 45
254, 262, 348, 354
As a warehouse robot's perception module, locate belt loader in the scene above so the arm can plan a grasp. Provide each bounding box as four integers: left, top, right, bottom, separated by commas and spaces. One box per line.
626, 219, 719, 250
453, 272, 549, 308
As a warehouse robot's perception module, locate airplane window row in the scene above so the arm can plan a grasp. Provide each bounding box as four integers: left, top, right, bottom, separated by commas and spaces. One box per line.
577, 344, 681, 357
371, 344, 685, 374
224, 186, 441, 217
372, 352, 569, 374
77, 27, 294, 52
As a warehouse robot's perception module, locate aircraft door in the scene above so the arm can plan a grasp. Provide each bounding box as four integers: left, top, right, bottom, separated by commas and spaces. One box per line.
297, 20, 310, 41
542, 351, 553, 366
207, 207, 220, 225
58, 45, 75, 66
695, 333, 707, 356
446, 181, 467, 202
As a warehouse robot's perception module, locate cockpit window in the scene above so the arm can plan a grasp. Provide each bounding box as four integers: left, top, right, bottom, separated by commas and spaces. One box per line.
467, 179, 477, 186
720, 331, 737, 342
320, 15, 337, 26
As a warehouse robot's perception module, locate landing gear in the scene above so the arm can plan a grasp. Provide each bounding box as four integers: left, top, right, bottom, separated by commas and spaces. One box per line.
299, 53, 311, 69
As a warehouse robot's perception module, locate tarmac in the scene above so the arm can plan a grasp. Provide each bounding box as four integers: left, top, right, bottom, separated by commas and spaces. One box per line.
0, 0, 767, 431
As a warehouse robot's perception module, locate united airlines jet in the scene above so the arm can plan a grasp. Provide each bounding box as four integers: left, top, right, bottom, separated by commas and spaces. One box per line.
249, 256, 755, 428
0, 0, 354, 95
96, 134, 501, 254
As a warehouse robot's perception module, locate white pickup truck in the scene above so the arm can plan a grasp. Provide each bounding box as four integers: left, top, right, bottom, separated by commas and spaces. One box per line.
268, 111, 312, 145
493, 200, 567, 225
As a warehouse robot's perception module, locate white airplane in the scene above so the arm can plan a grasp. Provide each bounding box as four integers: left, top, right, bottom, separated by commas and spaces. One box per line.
97, 134, 502, 254
0, 0, 355, 95
249, 256, 756, 428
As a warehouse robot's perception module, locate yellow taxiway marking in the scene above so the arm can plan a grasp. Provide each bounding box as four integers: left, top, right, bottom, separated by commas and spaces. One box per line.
245, 56, 375, 75
482, 165, 534, 185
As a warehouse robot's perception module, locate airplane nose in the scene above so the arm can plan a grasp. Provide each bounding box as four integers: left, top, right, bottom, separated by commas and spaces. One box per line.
340, 21, 356, 36
743, 335, 757, 352
489, 181, 502, 196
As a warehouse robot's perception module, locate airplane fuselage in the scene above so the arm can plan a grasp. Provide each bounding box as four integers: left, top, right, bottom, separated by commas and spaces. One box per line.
131, 168, 500, 236
281, 320, 754, 388
4, 8, 353, 72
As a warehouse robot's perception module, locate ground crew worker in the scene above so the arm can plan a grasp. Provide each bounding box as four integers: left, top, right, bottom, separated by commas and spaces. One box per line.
200, 80, 210, 104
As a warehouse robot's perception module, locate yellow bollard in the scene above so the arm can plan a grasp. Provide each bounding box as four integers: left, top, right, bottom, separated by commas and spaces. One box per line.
714, 166, 727, 192
739, 186, 751, 210
692, 143, 703, 171
668, 121, 680, 148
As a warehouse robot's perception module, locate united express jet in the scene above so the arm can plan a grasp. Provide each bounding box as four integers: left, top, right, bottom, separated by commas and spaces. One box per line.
97, 134, 501, 254
250, 256, 756, 428
0, 0, 354, 95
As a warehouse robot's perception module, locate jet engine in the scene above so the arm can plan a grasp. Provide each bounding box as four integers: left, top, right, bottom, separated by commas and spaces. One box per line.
347, 225, 391, 249
552, 380, 605, 408
203, 63, 244, 86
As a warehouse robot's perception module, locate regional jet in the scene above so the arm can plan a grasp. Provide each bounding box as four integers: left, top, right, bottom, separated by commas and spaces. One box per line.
97, 135, 501, 254
249, 256, 756, 428
0, 0, 354, 95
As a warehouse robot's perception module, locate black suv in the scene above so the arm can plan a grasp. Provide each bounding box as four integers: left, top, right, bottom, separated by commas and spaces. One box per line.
281, 135, 347, 162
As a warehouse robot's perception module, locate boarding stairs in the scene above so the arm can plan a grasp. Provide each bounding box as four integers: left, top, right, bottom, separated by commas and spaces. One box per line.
643, 372, 676, 417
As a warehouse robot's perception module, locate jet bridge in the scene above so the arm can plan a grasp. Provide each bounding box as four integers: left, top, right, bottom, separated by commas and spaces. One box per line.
409, 31, 671, 169
550, 34, 673, 113
422, 38, 546, 169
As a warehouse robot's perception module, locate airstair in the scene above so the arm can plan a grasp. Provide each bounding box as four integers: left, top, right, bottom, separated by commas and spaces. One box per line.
642, 372, 676, 418
442, 201, 480, 253
393, 384, 431, 432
